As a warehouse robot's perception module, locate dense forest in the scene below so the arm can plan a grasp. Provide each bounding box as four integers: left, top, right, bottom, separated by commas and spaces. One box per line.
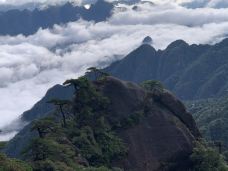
187, 95, 228, 157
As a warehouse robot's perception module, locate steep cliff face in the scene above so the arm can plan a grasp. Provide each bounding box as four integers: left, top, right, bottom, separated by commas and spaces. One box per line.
97, 77, 200, 171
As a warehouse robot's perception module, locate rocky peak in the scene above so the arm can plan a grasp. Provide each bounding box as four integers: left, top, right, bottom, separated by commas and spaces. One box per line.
166, 39, 189, 49
142, 36, 153, 45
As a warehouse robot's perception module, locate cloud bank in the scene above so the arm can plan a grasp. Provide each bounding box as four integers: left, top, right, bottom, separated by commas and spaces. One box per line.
1, 0, 228, 140
0, 0, 79, 6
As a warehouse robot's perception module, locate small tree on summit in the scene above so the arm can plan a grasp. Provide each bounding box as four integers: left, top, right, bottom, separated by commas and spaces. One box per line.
86, 67, 109, 80
63, 76, 91, 90
141, 80, 164, 92
63, 79, 80, 91
47, 99, 71, 128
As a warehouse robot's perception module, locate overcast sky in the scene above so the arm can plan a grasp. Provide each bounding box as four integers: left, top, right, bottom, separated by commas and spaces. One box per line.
1, 0, 228, 140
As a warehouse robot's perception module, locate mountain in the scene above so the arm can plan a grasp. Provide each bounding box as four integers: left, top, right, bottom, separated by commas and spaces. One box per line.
106, 38, 228, 100
0, 0, 113, 36
4, 37, 228, 159
22, 85, 74, 122
142, 36, 153, 45
3, 76, 204, 170
1, 84, 74, 157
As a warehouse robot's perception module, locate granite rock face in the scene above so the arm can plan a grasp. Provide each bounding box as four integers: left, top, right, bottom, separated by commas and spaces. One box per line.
97, 77, 200, 171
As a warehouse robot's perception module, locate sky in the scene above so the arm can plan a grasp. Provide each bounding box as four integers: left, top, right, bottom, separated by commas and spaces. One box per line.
1, 0, 228, 140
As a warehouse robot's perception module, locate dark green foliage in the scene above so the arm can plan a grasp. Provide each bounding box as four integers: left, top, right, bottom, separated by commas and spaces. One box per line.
186, 96, 228, 151
0, 141, 7, 150
31, 117, 59, 138
0, 153, 32, 171
29, 138, 57, 161
140, 80, 164, 92
68, 77, 127, 166
63, 78, 81, 91
0, 152, 111, 171
190, 143, 228, 171
22, 76, 127, 171
159, 142, 228, 171
119, 111, 144, 129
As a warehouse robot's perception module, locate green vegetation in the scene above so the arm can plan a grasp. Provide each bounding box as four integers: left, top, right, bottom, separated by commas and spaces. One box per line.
186, 96, 228, 153
186, 96, 228, 169
0, 141, 7, 150
0, 153, 32, 171
140, 80, 164, 92
21, 76, 126, 171
160, 141, 228, 171
190, 142, 228, 171
2, 76, 227, 171
118, 111, 144, 129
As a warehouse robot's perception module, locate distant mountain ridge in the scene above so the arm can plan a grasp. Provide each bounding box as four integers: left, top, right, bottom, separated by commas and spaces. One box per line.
3, 37, 228, 157
0, 0, 113, 36
106, 39, 228, 100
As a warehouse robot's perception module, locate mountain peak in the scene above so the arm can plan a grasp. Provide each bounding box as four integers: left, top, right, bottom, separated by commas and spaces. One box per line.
166, 39, 189, 49
142, 36, 153, 45
135, 43, 156, 57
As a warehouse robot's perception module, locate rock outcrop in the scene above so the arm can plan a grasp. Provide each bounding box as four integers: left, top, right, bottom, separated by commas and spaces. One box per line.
96, 76, 200, 171
3, 76, 200, 171
142, 36, 153, 45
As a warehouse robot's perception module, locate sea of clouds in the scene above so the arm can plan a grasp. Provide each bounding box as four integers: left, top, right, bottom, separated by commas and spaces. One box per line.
1, 0, 228, 140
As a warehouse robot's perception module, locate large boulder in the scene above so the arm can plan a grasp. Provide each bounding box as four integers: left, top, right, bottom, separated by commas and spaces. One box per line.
97, 76, 200, 171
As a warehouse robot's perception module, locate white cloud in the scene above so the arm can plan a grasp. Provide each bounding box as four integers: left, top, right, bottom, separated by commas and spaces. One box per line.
0, 0, 79, 6
1, 0, 228, 140
207, 0, 228, 8
111, 2, 228, 26
180, 0, 228, 8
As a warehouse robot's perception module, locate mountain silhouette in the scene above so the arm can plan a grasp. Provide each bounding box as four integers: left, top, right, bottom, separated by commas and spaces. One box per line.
0, 0, 113, 36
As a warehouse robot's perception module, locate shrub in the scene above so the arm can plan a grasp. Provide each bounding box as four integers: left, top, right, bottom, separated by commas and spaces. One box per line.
190, 143, 228, 171
140, 80, 164, 92
0, 153, 32, 171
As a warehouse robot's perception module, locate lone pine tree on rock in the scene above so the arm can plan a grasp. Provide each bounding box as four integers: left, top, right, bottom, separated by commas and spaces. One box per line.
47, 99, 71, 128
